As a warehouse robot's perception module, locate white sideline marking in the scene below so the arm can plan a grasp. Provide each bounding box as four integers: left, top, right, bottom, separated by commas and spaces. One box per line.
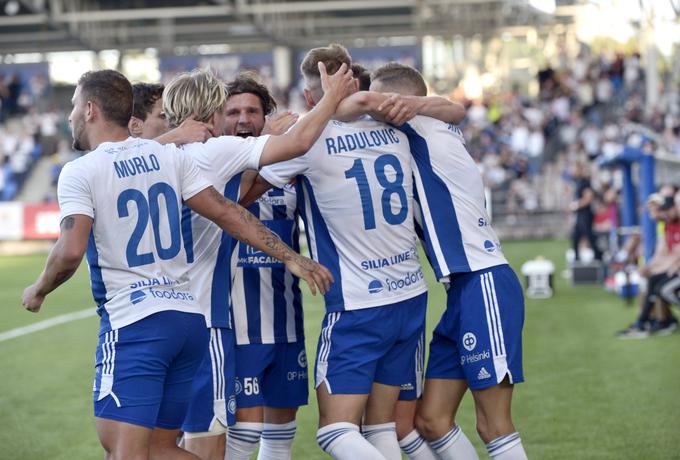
0, 308, 96, 343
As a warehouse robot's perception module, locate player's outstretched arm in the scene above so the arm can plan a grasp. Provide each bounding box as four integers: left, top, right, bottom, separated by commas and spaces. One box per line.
333, 91, 389, 121
155, 118, 215, 145
378, 94, 466, 125
257, 62, 354, 167
22, 214, 92, 313
334, 91, 466, 126
186, 186, 333, 295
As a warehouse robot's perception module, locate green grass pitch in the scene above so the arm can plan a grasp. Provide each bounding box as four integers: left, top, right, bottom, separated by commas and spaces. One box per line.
1, 240, 679, 459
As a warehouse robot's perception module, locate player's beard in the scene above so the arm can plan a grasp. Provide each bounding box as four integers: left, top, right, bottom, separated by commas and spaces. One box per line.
71, 115, 88, 151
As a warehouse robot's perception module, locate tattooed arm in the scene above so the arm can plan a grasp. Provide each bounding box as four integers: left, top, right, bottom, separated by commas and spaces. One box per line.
186, 186, 333, 295
23, 215, 92, 312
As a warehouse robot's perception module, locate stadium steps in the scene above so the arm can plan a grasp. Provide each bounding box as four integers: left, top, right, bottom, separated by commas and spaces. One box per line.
17, 157, 54, 203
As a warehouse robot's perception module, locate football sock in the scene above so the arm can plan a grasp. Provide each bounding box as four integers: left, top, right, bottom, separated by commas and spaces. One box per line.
486, 432, 527, 460
257, 421, 296, 460
430, 425, 479, 460
227, 422, 262, 460
316, 422, 385, 459
362, 422, 401, 460
398, 429, 438, 460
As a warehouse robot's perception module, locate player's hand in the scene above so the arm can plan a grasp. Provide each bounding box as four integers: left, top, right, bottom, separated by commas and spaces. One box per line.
263, 111, 299, 136
175, 118, 216, 144
378, 93, 421, 126
22, 284, 45, 313
319, 62, 354, 106
285, 254, 334, 296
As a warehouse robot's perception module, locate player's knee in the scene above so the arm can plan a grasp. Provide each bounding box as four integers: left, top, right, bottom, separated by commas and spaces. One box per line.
149, 435, 185, 460
97, 434, 147, 460
414, 410, 448, 440
475, 414, 514, 444
395, 420, 414, 441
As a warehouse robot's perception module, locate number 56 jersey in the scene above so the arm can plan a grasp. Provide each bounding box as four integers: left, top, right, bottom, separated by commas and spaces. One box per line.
259, 118, 427, 312
57, 137, 211, 334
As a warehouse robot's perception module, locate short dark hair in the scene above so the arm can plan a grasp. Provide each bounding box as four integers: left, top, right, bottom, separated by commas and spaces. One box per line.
371, 62, 427, 97
131, 83, 164, 121
77, 70, 132, 128
225, 74, 277, 115
351, 63, 371, 91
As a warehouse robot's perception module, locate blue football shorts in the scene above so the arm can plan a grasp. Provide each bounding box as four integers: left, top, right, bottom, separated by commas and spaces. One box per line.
234, 340, 308, 409
426, 264, 524, 391
398, 328, 426, 401
93, 310, 208, 429
182, 327, 237, 434
315, 292, 427, 394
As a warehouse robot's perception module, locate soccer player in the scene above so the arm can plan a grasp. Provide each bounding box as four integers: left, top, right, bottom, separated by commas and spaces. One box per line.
21, 69, 333, 460
215, 74, 306, 460
332, 65, 463, 460
128, 82, 214, 144
240, 44, 458, 460
371, 62, 528, 460
159, 65, 354, 460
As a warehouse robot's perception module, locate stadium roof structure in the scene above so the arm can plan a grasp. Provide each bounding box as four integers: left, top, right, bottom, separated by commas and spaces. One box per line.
0, 0, 581, 55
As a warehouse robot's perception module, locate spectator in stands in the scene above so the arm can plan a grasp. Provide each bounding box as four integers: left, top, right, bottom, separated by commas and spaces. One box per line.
570, 162, 602, 261
618, 193, 680, 338
1, 156, 14, 201
6, 74, 22, 116
657, 189, 680, 326
39, 109, 60, 157
0, 75, 8, 122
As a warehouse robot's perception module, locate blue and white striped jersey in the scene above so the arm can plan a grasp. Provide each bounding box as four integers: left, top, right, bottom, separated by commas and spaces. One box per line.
180, 134, 270, 328
57, 137, 211, 334
259, 117, 427, 312
399, 116, 507, 282
230, 184, 304, 345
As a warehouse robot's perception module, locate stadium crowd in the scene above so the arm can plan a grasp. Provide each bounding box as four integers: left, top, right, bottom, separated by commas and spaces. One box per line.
455, 50, 680, 217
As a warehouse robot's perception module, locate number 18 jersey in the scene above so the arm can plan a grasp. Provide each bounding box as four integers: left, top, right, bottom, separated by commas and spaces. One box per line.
57, 137, 211, 334
259, 117, 427, 312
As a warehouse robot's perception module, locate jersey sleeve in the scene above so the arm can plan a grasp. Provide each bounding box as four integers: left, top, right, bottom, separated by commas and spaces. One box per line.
57, 160, 94, 221
176, 146, 213, 201
201, 135, 270, 179
258, 156, 308, 188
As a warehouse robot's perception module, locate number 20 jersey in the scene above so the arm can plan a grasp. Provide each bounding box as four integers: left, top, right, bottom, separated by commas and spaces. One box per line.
57, 137, 211, 334
259, 118, 427, 312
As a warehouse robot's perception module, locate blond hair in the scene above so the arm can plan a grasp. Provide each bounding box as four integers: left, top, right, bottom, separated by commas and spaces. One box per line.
163, 68, 226, 128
